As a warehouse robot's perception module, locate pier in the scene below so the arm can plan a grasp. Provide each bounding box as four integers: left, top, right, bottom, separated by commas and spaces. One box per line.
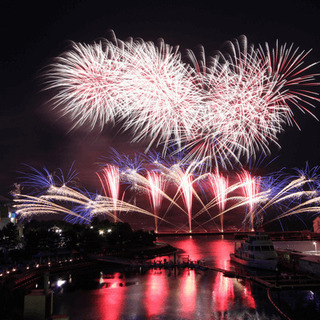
95, 255, 209, 271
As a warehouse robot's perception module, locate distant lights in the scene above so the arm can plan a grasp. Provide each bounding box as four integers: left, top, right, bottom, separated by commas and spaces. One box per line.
57, 279, 66, 287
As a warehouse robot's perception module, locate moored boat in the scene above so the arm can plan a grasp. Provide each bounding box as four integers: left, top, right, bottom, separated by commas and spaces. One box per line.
230, 233, 278, 271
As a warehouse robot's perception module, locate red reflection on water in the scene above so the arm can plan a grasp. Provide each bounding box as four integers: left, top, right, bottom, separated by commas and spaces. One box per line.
174, 237, 199, 261
145, 270, 168, 317
242, 282, 256, 309
212, 240, 235, 312
211, 239, 233, 269
98, 272, 126, 320
210, 240, 257, 312
213, 272, 234, 312
180, 269, 197, 315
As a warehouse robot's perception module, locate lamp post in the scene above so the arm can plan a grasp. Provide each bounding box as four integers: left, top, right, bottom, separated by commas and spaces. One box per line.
313, 241, 317, 254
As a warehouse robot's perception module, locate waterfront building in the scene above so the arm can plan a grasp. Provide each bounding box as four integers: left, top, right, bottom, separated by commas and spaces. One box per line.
0, 195, 15, 229
313, 216, 320, 233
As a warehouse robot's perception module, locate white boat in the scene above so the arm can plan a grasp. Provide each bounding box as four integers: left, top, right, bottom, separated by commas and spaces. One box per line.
230, 233, 278, 271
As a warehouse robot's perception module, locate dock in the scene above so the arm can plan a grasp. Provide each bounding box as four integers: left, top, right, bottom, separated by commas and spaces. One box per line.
95, 255, 208, 271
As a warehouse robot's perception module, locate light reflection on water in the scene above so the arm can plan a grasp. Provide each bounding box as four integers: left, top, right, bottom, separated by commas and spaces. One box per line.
145, 269, 168, 317
53, 236, 318, 320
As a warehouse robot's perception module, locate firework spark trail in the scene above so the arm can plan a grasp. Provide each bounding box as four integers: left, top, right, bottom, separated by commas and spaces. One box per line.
238, 170, 261, 231
97, 164, 121, 222
292, 162, 320, 192
208, 171, 229, 232
256, 176, 314, 216
91, 194, 170, 222
71, 193, 123, 222
183, 41, 287, 165
174, 36, 319, 166
104, 148, 147, 173
119, 156, 211, 232
14, 182, 168, 224
14, 193, 89, 222
263, 195, 320, 226
120, 166, 187, 227
193, 171, 271, 230
14, 165, 169, 224
258, 41, 320, 124
45, 185, 96, 205
45, 40, 130, 130
58, 187, 166, 222
13, 165, 92, 221
19, 184, 120, 222
154, 159, 212, 232
177, 171, 194, 233
180, 41, 277, 166
198, 189, 270, 229
65, 193, 107, 224
118, 39, 203, 152
194, 180, 242, 220
18, 166, 55, 191
268, 165, 320, 215
257, 174, 320, 227
119, 158, 187, 212
13, 162, 320, 231
146, 171, 166, 233
195, 54, 281, 163
223, 36, 320, 123
18, 165, 79, 195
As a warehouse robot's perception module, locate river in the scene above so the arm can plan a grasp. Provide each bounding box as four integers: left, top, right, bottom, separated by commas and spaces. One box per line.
51, 235, 320, 320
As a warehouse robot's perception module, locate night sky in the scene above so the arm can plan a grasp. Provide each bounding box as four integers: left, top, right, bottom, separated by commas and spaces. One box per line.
1, 0, 320, 198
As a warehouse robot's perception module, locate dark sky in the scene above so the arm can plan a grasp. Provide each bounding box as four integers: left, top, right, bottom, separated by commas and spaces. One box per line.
1, 0, 320, 197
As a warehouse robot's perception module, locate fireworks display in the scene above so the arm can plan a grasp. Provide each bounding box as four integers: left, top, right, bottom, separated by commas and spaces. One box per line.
237, 170, 260, 230
45, 32, 319, 167
45, 40, 128, 130
208, 171, 229, 232
97, 164, 121, 222
146, 171, 166, 233
13, 160, 320, 232
11, 31, 320, 232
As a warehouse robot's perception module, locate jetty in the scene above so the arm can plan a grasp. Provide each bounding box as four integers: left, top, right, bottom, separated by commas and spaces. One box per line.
95, 254, 208, 271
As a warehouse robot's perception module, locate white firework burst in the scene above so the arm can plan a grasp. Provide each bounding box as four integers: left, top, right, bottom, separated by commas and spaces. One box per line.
118, 38, 203, 152
45, 40, 129, 130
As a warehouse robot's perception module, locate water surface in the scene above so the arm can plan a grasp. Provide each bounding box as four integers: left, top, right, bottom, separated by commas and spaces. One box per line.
52, 235, 320, 320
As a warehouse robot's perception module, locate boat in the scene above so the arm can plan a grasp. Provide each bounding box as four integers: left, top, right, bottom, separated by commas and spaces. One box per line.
230, 233, 278, 271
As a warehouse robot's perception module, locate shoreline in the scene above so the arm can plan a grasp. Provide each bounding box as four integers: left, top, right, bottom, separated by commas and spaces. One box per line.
0, 241, 177, 291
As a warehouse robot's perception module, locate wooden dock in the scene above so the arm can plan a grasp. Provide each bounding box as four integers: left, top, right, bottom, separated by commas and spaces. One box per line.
95, 255, 208, 270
